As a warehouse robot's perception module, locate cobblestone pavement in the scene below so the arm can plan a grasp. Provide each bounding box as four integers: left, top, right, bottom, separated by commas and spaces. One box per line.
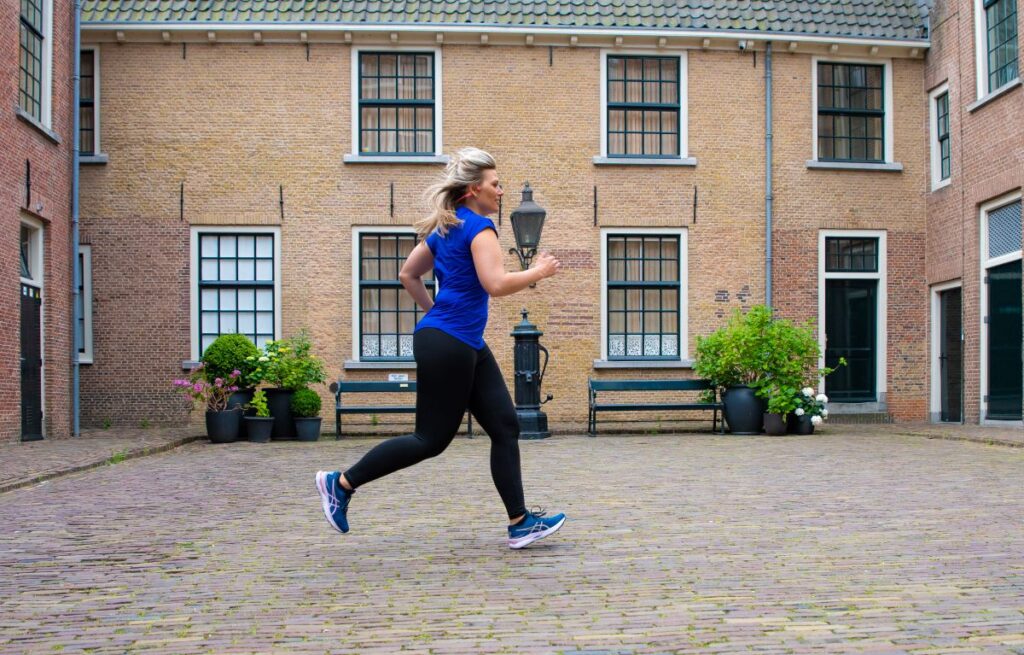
2, 433, 1023, 654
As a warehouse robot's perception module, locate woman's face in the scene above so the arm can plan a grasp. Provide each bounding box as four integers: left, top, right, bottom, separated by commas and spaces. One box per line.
469, 169, 504, 215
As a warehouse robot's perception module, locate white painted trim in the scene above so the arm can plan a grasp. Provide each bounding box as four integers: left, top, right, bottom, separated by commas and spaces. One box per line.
973, 0, 987, 100
19, 215, 45, 288
598, 49, 688, 160
928, 82, 951, 190
78, 245, 94, 364
81, 46, 102, 155
979, 191, 1023, 420
189, 226, 282, 361
817, 229, 888, 399
810, 56, 895, 164
350, 46, 443, 158
80, 22, 932, 49
598, 227, 688, 362
929, 279, 962, 421
20, 214, 46, 435
351, 226, 419, 362
42, 0, 54, 128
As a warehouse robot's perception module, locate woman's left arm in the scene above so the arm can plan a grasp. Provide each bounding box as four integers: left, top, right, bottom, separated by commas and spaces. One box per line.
399, 242, 435, 312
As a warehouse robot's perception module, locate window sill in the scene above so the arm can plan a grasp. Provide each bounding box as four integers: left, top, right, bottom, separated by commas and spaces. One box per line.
80, 153, 109, 165
344, 360, 417, 370
930, 177, 952, 192
15, 107, 61, 145
343, 154, 450, 165
592, 156, 697, 167
182, 360, 200, 371
77, 356, 93, 365
806, 160, 903, 172
967, 78, 1021, 113
593, 359, 694, 369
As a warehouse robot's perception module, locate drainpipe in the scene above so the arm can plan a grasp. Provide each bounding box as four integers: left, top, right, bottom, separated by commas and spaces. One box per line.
71, 0, 82, 436
764, 41, 774, 309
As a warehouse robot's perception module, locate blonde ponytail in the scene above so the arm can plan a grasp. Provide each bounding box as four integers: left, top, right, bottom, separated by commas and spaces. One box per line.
416, 147, 496, 239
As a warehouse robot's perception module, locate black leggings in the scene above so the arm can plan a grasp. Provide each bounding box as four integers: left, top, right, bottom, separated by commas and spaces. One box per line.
344, 328, 527, 519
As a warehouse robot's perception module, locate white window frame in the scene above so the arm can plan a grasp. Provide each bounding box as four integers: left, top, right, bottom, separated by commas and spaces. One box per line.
928, 82, 952, 190
80, 46, 101, 156
77, 245, 93, 364
188, 226, 282, 362
20, 214, 46, 431
817, 229, 888, 400
978, 191, 1023, 424
974, 0, 1021, 100
598, 227, 689, 363
929, 278, 962, 422
597, 49, 691, 164
18, 0, 54, 127
810, 57, 895, 165
350, 226, 427, 364
347, 46, 444, 163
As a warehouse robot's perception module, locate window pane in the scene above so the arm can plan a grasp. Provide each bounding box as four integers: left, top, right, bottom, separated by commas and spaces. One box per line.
256, 237, 272, 257
219, 289, 236, 310
218, 260, 235, 281
256, 289, 273, 310
255, 260, 273, 281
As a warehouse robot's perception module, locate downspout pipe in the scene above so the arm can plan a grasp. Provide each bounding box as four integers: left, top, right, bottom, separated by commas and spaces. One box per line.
72, 0, 82, 436
764, 41, 774, 309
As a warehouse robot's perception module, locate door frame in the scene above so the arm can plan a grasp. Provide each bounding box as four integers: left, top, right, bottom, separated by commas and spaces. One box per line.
20, 214, 45, 437
930, 279, 962, 423
979, 191, 1023, 425
818, 229, 888, 402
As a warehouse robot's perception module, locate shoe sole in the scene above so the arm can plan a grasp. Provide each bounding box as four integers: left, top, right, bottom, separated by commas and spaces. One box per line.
508, 516, 566, 550
315, 471, 347, 534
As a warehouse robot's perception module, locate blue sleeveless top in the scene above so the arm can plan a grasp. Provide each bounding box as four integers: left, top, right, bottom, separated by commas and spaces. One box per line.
415, 206, 497, 349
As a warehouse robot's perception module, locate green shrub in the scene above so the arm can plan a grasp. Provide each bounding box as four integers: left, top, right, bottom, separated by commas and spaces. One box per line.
201, 334, 259, 384
245, 331, 327, 390
290, 387, 322, 418
248, 389, 270, 418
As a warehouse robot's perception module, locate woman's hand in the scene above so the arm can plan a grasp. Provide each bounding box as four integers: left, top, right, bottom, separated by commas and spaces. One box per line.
530, 252, 561, 280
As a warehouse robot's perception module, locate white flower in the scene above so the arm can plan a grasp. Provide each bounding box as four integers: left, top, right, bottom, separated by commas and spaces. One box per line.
259, 356, 269, 362
802, 387, 814, 397
811, 415, 823, 425
795, 407, 805, 416
821, 409, 829, 418
816, 394, 828, 403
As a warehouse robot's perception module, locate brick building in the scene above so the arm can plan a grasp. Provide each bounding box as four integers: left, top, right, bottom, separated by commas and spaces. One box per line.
2, 0, 76, 442
22, 0, 1012, 439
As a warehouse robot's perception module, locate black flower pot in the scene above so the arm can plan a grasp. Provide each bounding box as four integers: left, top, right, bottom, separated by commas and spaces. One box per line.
788, 413, 815, 435
722, 386, 765, 435
205, 408, 242, 443
264, 388, 295, 440
245, 416, 274, 443
294, 417, 323, 442
763, 412, 787, 436
227, 388, 255, 440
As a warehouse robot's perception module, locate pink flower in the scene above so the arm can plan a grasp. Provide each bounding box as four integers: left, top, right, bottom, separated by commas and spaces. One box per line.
231, 369, 242, 377
214, 378, 223, 387
193, 383, 203, 393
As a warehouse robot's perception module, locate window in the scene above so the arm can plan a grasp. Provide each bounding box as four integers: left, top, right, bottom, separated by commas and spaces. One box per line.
929, 83, 950, 186
357, 52, 436, 155
356, 231, 433, 361
193, 230, 280, 357
825, 237, 879, 273
77, 246, 93, 363
984, 0, 1019, 92
20, 221, 43, 287
19, 0, 47, 122
606, 55, 680, 158
816, 62, 885, 163
79, 48, 99, 155
603, 232, 686, 360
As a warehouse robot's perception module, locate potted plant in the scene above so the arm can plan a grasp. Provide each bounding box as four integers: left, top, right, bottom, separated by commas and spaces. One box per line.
173, 365, 243, 443
201, 334, 260, 438
291, 387, 323, 442
756, 314, 826, 436
694, 306, 774, 435
244, 389, 274, 443
247, 331, 327, 440
789, 388, 830, 435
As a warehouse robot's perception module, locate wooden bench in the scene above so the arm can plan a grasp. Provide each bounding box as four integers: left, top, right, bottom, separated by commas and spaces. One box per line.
588, 378, 724, 436
329, 380, 473, 439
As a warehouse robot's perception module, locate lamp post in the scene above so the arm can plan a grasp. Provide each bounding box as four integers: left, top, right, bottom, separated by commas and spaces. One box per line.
508, 182, 546, 274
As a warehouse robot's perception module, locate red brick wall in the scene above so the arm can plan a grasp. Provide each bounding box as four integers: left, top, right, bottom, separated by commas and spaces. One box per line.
1, 1, 75, 443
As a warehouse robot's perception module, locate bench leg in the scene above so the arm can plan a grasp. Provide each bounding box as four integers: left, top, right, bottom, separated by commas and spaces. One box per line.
335, 410, 341, 440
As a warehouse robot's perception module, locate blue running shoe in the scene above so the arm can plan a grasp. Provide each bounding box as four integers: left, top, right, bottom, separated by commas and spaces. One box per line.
507, 508, 566, 549
315, 470, 353, 534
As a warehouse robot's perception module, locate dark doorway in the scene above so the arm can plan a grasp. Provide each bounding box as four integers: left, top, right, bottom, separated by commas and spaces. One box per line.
987, 260, 1022, 420
20, 283, 43, 441
938, 287, 963, 422
825, 279, 878, 402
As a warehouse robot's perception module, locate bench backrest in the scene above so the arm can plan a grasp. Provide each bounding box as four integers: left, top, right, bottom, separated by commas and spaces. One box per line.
335, 381, 416, 395
589, 379, 713, 392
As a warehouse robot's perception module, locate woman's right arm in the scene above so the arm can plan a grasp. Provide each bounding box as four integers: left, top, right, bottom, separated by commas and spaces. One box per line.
471, 229, 560, 297
399, 242, 436, 312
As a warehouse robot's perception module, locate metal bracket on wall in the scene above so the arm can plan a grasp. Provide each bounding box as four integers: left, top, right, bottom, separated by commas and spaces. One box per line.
593, 186, 598, 226
182, 43, 187, 59
25, 160, 31, 207
179, 182, 184, 221
279, 185, 285, 221
389, 182, 395, 219
306, 43, 310, 61
692, 185, 698, 224
549, 46, 553, 66
498, 195, 502, 226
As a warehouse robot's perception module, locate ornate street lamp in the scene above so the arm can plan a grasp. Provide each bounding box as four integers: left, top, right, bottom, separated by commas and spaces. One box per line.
508, 182, 546, 272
